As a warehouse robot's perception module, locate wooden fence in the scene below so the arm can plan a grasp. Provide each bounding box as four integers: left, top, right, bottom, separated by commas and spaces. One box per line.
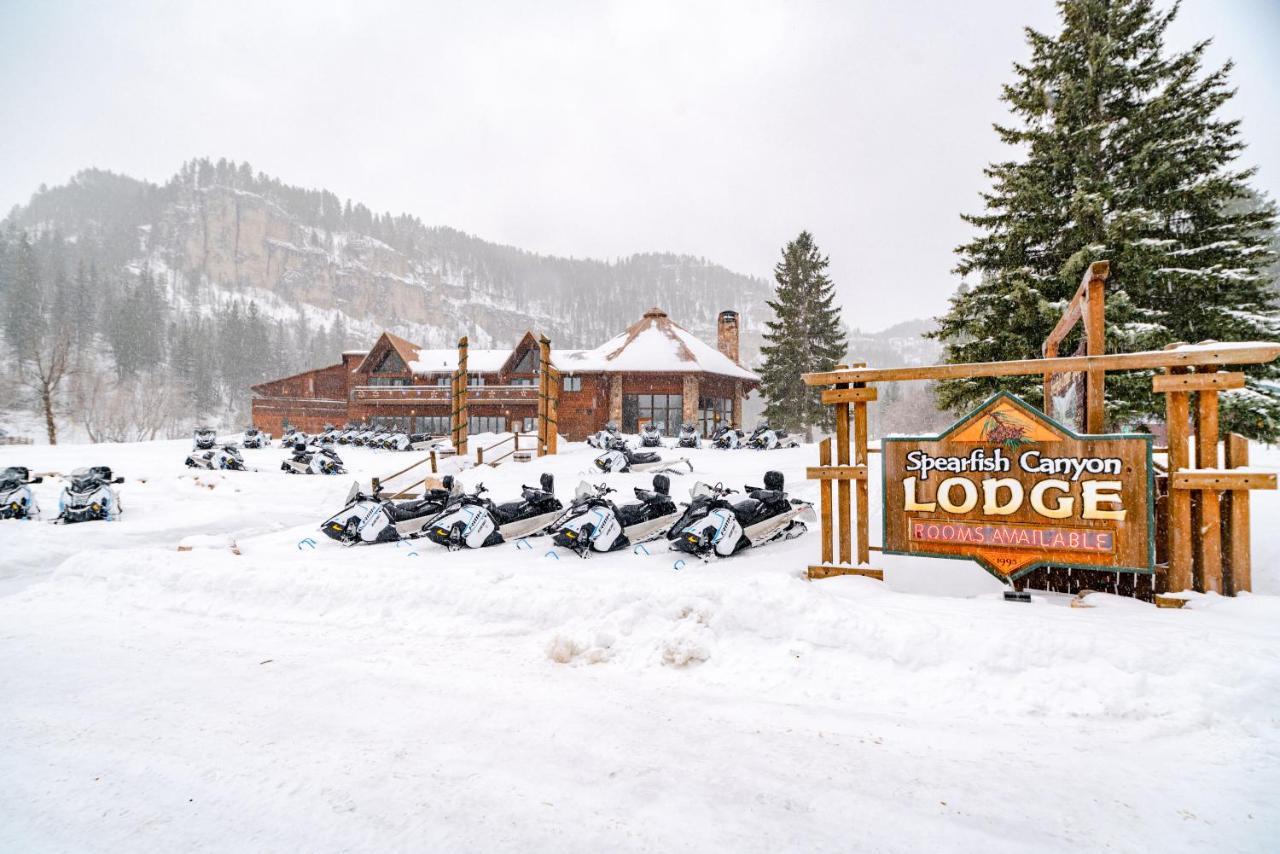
802, 340, 1280, 596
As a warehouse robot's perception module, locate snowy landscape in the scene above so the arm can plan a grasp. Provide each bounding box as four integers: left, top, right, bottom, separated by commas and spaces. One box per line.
3, 436, 1279, 851
4, 0, 1280, 851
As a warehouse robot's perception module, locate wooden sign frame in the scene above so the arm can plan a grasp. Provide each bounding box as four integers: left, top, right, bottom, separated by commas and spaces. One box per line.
881, 391, 1155, 582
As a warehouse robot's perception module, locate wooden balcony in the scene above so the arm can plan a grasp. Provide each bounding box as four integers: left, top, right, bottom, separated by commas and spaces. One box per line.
351, 384, 539, 405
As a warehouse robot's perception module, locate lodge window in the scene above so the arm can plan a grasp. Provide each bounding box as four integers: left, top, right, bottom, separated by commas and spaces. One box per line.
468, 375, 486, 387
700, 396, 732, 437
521, 416, 536, 433
468, 415, 507, 434
510, 378, 535, 387
563, 376, 582, 392
415, 415, 450, 435
436, 377, 449, 387
372, 350, 407, 374
367, 376, 410, 387
623, 393, 683, 435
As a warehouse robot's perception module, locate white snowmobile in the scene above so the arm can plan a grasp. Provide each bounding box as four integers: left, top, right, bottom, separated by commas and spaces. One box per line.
676, 422, 701, 449
669, 471, 814, 559
186, 443, 248, 471
314, 425, 338, 445
710, 425, 745, 449
281, 427, 310, 447
593, 436, 693, 475
56, 466, 123, 523
242, 427, 271, 449
424, 474, 563, 550
321, 475, 463, 545
746, 423, 799, 450
639, 423, 664, 448
550, 475, 681, 557
586, 421, 622, 449
0, 466, 42, 520
281, 443, 346, 475
193, 426, 218, 450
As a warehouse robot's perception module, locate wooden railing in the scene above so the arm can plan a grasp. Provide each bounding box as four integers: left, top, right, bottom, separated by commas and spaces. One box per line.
476, 432, 534, 466
370, 451, 440, 499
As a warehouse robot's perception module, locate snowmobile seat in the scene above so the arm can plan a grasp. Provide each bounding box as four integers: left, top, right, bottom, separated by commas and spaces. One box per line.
491, 500, 527, 524
385, 499, 443, 523
629, 451, 660, 465
616, 503, 649, 527
764, 470, 784, 491
634, 487, 664, 503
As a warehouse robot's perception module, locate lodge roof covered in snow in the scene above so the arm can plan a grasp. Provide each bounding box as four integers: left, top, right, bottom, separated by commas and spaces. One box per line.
349, 308, 756, 381
558, 307, 758, 381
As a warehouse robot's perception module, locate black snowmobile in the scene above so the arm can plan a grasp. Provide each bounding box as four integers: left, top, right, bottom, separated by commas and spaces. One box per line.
281, 443, 346, 475
669, 471, 814, 558
193, 426, 218, 450
551, 475, 681, 557
56, 466, 124, 523
242, 427, 270, 449
0, 466, 43, 520
593, 435, 693, 475
676, 422, 701, 449
639, 423, 664, 448
424, 474, 563, 550
322, 475, 462, 545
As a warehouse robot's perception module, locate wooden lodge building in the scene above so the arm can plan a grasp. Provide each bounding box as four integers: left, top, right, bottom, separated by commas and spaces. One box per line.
250, 308, 758, 441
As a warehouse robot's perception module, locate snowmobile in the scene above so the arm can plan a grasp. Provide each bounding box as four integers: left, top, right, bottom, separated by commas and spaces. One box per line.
281, 443, 346, 475
186, 443, 247, 471
424, 474, 563, 550
242, 427, 271, 449
746, 423, 799, 450
586, 421, 622, 449
670, 471, 814, 558
334, 426, 358, 445
352, 428, 378, 447
676, 422, 702, 449
193, 426, 218, 450
639, 423, 664, 448
593, 436, 692, 475
281, 427, 310, 447
0, 466, 42, 520
321, 475, 463, 545
550, 475, 681, 557
56, 466, 123, 523
710, 425, 745, 449
315, 425, 338, 445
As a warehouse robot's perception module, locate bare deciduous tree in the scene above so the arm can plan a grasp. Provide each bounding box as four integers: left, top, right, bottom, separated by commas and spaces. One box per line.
17, 330, 73, 445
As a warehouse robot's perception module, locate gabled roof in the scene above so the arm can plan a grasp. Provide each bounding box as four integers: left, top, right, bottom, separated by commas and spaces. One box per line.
559, 307, 758, 381
354, 331, 423, 374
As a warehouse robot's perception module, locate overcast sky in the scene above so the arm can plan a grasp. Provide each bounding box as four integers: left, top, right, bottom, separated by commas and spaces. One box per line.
1, 0, 1277, 330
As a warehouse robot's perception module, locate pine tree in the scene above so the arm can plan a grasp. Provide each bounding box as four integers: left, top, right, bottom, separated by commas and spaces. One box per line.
5, 233, 45, 354
932, 0, 1279, 439
759, 231, 848, 437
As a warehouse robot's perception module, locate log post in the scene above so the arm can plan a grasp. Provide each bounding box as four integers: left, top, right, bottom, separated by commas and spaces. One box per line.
1192, 366, 1222, 593
853, 386, 870, 566
833, 365, 851, 564
1084, 275, 1106, 433
1163, 366, 1192, 593
547, 367, 559, 455
537, 335, 549, 456
452, 336, 469, 455
1222, 433, 1251, 594
818, 437, 833, 565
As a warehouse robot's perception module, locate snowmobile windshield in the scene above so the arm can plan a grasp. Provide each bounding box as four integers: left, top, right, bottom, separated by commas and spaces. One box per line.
68, 467, 102, 491
574, 481, 597, 501
690, 481, 717, 499
0, 468, 21, 489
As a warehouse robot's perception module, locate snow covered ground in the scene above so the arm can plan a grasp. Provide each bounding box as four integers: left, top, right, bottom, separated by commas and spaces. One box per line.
2, 437, 1278, 852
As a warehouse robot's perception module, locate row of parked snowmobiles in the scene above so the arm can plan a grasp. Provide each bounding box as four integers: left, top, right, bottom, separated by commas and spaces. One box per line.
592, 422, 799, 452
308, 424, 444, 453
0, 465, 124, 523
320, 469, 814, 560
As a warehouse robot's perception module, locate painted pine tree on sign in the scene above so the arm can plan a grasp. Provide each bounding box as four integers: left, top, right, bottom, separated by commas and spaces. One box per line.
932, 0, 1280, 440
760, 231, 847, 438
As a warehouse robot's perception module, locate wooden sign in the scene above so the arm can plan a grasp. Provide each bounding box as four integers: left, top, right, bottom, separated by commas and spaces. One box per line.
882, 392, 1154, 580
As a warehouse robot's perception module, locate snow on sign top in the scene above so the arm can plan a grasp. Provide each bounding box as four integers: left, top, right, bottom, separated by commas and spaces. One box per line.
560, 307, 758, 380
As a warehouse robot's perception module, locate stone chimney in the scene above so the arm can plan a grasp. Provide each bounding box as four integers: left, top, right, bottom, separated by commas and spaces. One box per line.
717, 310, 740, 364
